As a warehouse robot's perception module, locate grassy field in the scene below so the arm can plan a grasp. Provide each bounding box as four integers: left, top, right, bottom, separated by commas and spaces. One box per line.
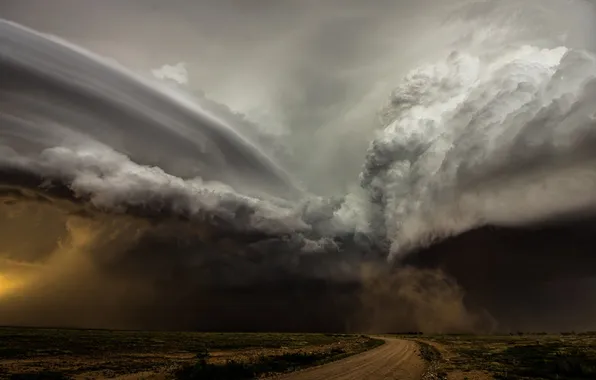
9, 327, 596, 380
0, 327, 383, 379
401, 333, 596, 380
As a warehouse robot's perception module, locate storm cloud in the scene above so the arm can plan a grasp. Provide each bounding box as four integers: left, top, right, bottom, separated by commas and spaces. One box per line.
2, 1, 596, 333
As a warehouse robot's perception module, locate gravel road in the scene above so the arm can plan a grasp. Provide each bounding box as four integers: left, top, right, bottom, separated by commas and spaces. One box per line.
275, 337, 425, 380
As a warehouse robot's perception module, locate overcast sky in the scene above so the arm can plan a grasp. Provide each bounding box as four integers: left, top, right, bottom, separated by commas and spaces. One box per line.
3, 0, 596, 193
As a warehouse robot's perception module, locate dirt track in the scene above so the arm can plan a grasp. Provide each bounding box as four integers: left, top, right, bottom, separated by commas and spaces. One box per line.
275, 337, 425, 380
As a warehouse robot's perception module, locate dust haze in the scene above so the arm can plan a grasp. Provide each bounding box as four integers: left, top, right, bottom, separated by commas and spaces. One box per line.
2, 0, 596, 333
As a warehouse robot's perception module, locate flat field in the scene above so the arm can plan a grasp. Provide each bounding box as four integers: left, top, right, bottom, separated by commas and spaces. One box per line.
407, 333, 596, 380
0, 327, 382, 380
6, 328, 596, 380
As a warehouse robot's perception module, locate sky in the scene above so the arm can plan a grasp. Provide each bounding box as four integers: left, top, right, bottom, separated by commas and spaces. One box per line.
3, 0, 596, 333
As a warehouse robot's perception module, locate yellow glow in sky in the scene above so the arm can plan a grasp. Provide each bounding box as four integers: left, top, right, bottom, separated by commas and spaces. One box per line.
0, 273, 22, 297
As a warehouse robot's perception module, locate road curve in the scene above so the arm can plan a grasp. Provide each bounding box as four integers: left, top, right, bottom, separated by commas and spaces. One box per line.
274, 337, 425, 380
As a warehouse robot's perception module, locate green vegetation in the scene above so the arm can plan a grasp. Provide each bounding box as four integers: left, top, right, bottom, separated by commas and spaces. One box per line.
0, 327, 381, 379
411, 333, 596, 380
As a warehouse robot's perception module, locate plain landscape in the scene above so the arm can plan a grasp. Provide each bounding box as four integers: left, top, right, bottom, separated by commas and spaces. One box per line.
0, 327, 382, 380
404, 332, 596, 380
2, 328, 596, 380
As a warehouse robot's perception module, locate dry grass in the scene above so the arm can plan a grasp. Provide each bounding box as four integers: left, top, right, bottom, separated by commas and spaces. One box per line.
0, 327, 381, 379
399, 333, 596, 380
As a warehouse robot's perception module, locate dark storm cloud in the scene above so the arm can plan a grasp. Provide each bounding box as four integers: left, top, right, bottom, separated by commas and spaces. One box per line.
2, 1, 596, 334
3, 171, 596, 333
404, 219, 596, 332
0, 178, 481, 333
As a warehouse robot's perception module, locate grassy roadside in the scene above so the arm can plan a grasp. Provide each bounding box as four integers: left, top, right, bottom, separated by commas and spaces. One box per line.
397, 333, 596, 380
176, 336, 384, 379
0, 327, 383, 379
414, 340, 445, 380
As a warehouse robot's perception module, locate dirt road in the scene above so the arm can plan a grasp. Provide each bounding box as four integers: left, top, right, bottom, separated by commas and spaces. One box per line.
275, 337, 425, 380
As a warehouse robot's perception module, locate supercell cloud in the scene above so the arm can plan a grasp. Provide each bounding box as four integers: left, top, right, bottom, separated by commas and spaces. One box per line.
2, 0, 596, 332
